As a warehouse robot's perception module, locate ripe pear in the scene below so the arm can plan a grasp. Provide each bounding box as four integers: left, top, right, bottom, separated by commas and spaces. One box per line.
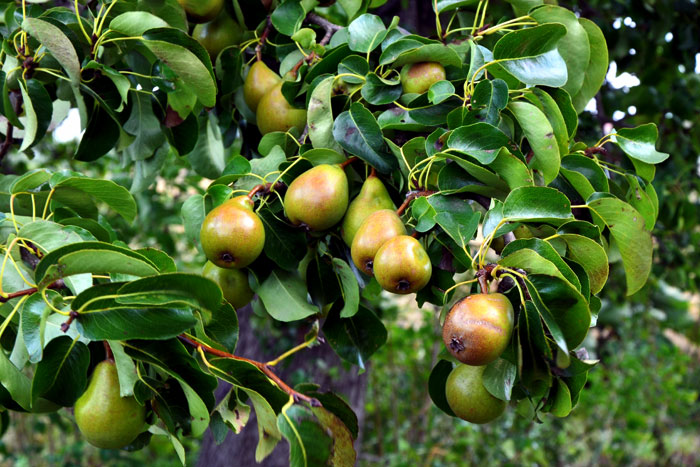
177, 0, 223, 23
243, 61, 281, 113
445, 364, 506, 424
256, 82, 307, 135
200, 196, 265, 269
351, 209, 406, 275
192, 11, 243, 59
203, 261, 254, 309
341, 175, 395, 246
442, 293, 514, 366
400, 62, 446, 94
74, 360, 145, 449
373, 235, 432, 294
284, 164, 349, 231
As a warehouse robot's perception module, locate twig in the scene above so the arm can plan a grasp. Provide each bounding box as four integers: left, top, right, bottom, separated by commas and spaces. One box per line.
255, 17, 273, 62
339, 156, 359, 169
0, 280, 65, 303
60, 310, 79, 333
289, 13, 341, 77
177, 334, 321, 407
396, 190, 437, 216
247, 181, 284, 200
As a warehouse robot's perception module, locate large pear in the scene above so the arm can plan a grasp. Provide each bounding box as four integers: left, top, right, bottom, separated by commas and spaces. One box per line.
341, 175, 395, 246
203, 261, 254, 309
177, 0, 223, 23
256, 82, 307, 135
284, 164, 349, 231
373, 235, 432, 294
445, 364, 506, 424
200, 196, 265, 269
400, 62, 446, 94
74, 360, 146, 449
192, 11, 243, 59
243, 61, 281, 113
351, 209, 405, 275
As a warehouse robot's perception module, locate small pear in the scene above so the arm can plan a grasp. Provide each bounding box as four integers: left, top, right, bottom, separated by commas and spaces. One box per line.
341, 175, 395, 246
400, 62, 446, 94
445, 364, 506, 424
351, 209, 406, 275
243, 61, 281, 113
256, 82, 307, 135
192, 11, 243, 59
203, 261, 254, 309
200, 196, 265, 269
177, 0, 223, 23
74, 360, 146, 449
284, 164, 349, 231
373, 235, 432, 294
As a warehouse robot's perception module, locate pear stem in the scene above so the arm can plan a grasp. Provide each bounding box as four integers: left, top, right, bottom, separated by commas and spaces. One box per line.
396, 190, 437, 216
339, 156, 359, 169
255, 17, 273, 62
177, 334, 321, 407
103, 341, 114, 362
369, 167, 377, 178
247, 182, 284, 200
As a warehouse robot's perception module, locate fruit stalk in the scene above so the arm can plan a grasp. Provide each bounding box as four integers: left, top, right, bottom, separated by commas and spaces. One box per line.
255, 17, 273, 61
338, 156, 359, 169
396, 190, 437, 216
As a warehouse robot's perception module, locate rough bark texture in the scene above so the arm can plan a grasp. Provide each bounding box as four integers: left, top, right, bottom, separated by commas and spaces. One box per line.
197, 305, 368, 466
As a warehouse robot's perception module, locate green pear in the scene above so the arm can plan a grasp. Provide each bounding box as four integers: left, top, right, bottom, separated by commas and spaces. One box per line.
284, 164, 349, 231
192, 11, 243, 59
177, 0, 223, 23
445, 364, 506, 424
442, 293, 514, 366
341, 175, 395, 246
74, 360, 146, 449
256, 82, 307, 135
243, 61, 281, 113
373, 235, 432, 294
203, 261, 254, 309
351, 209, 406, 275
200, 196, 265, 269
400, 62, 446, 94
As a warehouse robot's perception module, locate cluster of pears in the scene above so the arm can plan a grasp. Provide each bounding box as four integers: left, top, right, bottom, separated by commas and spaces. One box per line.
243, 61, 306, 135
74, 359, 146, 449
441, 293, 515, 423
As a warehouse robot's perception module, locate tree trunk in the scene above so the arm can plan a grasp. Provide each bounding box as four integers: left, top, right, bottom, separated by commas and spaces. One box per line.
197, 305, 368, 466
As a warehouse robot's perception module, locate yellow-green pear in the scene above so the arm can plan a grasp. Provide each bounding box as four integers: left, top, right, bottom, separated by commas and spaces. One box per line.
351, 209, 406, 275
192, 11, 243, 59
203, 261, 254, 309
341, 175, 395, 246
243, 61, 281, 113
74, 360, 146, 449
373, 235, 432, 294
256, 82, 307, 135
284, 164, 349, 231
445, 364, 507, 424
400, 62, 446, 94
177, 0, 223, 23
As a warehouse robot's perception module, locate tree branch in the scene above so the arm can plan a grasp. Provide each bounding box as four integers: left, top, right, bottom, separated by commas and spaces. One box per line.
0, 280, 65, 303
255, 17, 273, 62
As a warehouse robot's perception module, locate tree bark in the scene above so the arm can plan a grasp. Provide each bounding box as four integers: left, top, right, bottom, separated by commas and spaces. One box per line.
197, 305, 368, 466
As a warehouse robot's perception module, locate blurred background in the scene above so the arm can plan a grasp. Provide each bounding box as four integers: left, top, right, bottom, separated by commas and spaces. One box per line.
1, 0, 699, 465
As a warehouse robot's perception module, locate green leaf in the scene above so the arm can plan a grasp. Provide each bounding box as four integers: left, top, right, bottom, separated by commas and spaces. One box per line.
307, 76, 343, 153
323, 303, 387, 369
332, 102, 397, 173
428, 359, 456, 416
436, 0, 480, 12
271, 0, 307, 36
108, 341, 138, 397
259, 210, 308, 271
0, 350, 59, 413
31, 336, 89, 407
560, 234, 609, 294
488, 148, 534, 189
508, 101, 560, 184
122, 93, 166, 161
549, 379, 572, 417
428, 81, 455, 105
361, 73, 402, 105
109, 11, 169, 36
310, 405, 357, 466
483, 358, 517, 402
255, 270, 318, 322
471, 79, 508, 125
51, 176, 137, 222
278, 405, 333, 467
524, 88, 569, 158
186, 111, 225, 178
337, 56, 369, 84
347, 14, 387, 53
612, 123, 669, 164
114, 273, 223, 312
380, 41, 462, 68
447, 123, 510, 164
427, 195, 480, 248
571, 18, 608, 114
331, 259, 360, 318
18, 79, 52, 151
503, 187, 573, 223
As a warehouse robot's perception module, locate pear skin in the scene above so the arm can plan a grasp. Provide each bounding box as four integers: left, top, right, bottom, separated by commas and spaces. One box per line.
243, 61, 281, 113
203, 261, 254, 309
341, 175, 395, 246
400, 62, 446, 94
192, 11, 243, 59
284, 164, 349, 231
200, 196, 265, 269
351, 209, 406, 275
442, 293, 514, 366
74, 360, 145, 449
445, 364, 506, 424
256, 82, 307, 135
177, 0, 223, 23
373, 235, 432, 294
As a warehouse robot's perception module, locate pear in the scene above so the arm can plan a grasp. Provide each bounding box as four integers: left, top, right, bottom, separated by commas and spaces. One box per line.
284, 164, 349, 231
177, 0, 223, 23
445, 364, 506, 424
442, 293, 514, 366
373, 235, 432, 294
243, 61, 281, 113
256, 82, 307, 135
192, 11, 243, 59
351, 209, 406, 275
74, 360, 145, 449
200, 196, 265, 269
341, 175, 395, 246
203, 261, 254, 309
400, 62, 446, 94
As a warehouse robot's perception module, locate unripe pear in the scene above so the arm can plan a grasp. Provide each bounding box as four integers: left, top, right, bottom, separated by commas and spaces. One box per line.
200, 196, 265, 269
243, 61, 281, 113
177, 0, 223, 23
284, 164, 349, 231
445, 364, 506, 424
74, 360, 145, 449
373, 235, 432, 294
341, 175, 395, 246
442, 293, 514, 366
400, 62, 446, 95
351, 210, 406, 275
202, 261, 254, 309
256, 82, 307, 135
192, 11, 243, 59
